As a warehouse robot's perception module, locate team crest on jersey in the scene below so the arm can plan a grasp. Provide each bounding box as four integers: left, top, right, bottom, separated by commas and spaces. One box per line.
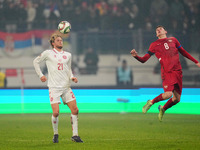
164, 85, 168, 89
63, 55, 67, 59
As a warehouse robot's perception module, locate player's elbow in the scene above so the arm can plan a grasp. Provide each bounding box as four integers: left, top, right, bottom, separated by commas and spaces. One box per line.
139, 60, 147, 63
33, 58, 37, 66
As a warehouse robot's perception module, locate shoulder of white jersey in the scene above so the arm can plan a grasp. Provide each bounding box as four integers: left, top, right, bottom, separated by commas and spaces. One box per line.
40, 49, 53, 57
63, 50, 72, 55
43, 49, 52, 53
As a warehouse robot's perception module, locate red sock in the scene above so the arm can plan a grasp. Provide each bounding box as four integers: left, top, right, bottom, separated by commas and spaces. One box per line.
152, 94, 164, 104
163, 98, 178, 110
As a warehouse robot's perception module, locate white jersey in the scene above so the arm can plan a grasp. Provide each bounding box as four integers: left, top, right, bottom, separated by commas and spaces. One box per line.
33, 48, 74, 88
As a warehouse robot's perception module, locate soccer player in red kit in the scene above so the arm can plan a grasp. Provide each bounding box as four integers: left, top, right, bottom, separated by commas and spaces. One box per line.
130, 25, 200, 121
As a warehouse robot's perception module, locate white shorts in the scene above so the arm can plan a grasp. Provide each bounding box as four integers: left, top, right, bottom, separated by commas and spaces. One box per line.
49, 88, 76, 104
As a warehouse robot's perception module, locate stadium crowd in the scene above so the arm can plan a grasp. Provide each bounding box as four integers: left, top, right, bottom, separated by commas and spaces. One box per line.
0, 0, 200, 34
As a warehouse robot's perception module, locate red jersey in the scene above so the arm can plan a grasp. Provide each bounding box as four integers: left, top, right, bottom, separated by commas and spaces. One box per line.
134, 37, 199, 93
149, 37, 181, 73
135, 37, 198, 74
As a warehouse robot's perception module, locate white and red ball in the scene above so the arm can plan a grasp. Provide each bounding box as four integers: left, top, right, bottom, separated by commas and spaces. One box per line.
58, 21, 71, 34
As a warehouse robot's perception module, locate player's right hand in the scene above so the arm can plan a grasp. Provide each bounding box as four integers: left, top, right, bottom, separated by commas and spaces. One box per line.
130, 49, 138, 57
40, 76, 47, 82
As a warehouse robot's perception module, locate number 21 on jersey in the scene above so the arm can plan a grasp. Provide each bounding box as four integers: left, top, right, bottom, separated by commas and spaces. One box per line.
58, 63, 63, 70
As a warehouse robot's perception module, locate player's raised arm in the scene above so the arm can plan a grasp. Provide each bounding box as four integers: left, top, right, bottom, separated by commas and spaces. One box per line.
178, 46, 200, 66
130, 49, 151, 63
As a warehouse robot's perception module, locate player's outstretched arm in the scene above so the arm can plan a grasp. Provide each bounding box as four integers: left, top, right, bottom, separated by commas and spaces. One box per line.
130, 49, 151, 63
72, 77, 78, 83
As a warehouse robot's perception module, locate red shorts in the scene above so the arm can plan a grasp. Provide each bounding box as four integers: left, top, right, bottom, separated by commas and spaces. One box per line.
162, 70, 183, 95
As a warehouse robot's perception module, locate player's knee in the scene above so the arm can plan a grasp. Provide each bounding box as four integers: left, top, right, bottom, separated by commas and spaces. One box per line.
53, 112, 59, 117
173, 98, 180, 104
163, 92, 172, 99
71, 106, 79, 115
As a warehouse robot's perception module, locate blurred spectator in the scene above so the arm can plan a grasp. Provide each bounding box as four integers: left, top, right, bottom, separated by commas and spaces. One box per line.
17, 3, 27, 32
60, 0, 74, 22
168, 0, 185, 33
96, 0, 111, 31
79, 2, 90, 30
43, 2, 51, 29
0, 0, 199, 35
150, 0, 169, 27
116, 59, 133, 86
34, 0, 45, 29
49, 1, 60, 29
0, 68, 7, 88
84, 47, 99, 74
26, 1, 36, 30
88, 7, 100, 31
0, 1, 5, 31
145, 20, 153, 31
122, 7, 132, 30
128, 3, 140, 30
189, 3, 200, 31
182, 16, 190, 34
169, 0, 185, 22
99, 8, 111, 31
4, 2, 18, 33
71, 7, 83, 31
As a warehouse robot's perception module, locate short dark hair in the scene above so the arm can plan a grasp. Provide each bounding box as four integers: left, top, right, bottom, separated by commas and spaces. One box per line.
156, 25, 166, 30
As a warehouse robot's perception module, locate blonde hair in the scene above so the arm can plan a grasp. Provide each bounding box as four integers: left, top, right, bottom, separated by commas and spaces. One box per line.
49, 34, 62, 48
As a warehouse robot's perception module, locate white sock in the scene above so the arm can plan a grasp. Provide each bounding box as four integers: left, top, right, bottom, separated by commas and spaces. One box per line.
52, 115, 59, 135
71, 114, 78, 136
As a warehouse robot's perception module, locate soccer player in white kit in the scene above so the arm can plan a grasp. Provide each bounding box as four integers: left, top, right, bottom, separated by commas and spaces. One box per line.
33, 34, 83, 143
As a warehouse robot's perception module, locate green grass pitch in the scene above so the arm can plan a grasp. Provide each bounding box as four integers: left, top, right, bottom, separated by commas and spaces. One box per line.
0, 113, 200, 150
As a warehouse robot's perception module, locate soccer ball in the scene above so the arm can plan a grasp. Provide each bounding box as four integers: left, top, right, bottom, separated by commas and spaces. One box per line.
58, 21, 71, 34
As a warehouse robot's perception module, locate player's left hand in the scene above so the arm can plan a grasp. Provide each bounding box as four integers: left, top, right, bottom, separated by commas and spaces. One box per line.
72, 77, 78, 83
196, 62, 200, 68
